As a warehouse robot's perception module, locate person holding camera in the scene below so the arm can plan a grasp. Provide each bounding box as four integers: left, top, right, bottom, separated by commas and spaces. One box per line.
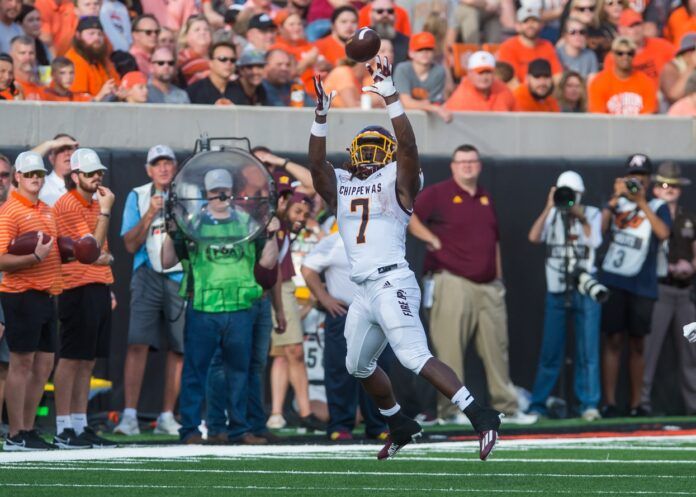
600, 154, 672, 418
527, 171, 603, 421
641, 162, 696, 415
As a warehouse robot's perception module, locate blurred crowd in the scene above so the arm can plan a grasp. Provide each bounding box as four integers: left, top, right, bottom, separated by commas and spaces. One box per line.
0, 132, 694, 451
0, 0, 694, 114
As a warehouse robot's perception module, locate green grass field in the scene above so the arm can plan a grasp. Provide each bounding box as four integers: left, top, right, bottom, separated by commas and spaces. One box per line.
1, 435, 695, 497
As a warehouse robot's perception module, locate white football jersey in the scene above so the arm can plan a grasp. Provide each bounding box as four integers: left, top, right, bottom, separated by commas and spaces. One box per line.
334, 162, 411, 283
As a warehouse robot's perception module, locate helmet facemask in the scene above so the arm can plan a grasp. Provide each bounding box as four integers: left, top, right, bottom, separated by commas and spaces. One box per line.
348, 127, 397, 180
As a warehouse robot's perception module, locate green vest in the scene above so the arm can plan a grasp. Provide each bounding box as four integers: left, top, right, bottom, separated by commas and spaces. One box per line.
179, 210, 263, 313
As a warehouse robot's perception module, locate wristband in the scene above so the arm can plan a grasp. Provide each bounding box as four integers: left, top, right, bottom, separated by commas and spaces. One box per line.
281, 158, 289, 169
387, 100, 405, 119
311, 121, 328, 137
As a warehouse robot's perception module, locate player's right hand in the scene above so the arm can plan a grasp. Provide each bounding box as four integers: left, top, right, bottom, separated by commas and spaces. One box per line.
34, 231, 53, 262
313, 76, 335, 117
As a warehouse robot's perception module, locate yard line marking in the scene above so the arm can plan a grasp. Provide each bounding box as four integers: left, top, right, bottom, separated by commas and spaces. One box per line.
1, 436, 696, 463
1, 483, 695, 495
1, 465, 695, 480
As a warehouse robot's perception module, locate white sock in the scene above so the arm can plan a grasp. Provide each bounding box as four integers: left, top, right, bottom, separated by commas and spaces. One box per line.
123, 408, 137, 419
56, 415, 72, 434
451, 387, 474, 411
379, 403, 401, 417
159, 411, 174, 421
71, 413, 88, 435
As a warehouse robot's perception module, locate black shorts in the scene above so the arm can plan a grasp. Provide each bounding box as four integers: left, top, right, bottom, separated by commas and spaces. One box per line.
58, 283, 112, 360
0, 291, 56, 353
601, 287, 655, 337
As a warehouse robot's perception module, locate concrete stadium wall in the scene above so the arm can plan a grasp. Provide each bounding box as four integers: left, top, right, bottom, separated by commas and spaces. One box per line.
1, 101, 695, 159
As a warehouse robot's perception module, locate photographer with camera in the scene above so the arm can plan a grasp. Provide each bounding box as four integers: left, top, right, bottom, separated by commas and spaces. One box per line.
527, 171, 603, 421
599, 154, 671, 418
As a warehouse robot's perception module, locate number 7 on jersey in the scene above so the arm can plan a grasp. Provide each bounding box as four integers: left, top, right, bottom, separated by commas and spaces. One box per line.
350, 198, 369, 244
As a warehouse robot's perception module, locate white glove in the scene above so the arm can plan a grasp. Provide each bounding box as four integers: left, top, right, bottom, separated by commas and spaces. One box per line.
684, 322, 696, 343
313, 76, 335, 117
362, 56, 397, 98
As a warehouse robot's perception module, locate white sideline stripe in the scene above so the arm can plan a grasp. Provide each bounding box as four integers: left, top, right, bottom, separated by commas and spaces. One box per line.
2, 465, 695, 480
1, 435, 696, 463
1, 483, 695, 495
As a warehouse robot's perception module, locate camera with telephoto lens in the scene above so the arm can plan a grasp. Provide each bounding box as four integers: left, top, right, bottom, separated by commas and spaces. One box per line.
553, 186, 576, 210
573, 268, 610, 303
624, 178, 642, 195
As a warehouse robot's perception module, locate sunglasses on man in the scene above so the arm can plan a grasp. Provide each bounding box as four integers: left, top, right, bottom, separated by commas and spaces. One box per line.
374, 8, 395, 14
79, 170, 105, 178
22, 171, 46, 179
153, 60, 175, 66
614, 50, 636, 57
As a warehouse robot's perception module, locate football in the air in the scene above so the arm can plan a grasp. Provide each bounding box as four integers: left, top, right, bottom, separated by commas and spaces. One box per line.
58, 236, 76, 263
345, 27, 381, 63
74, 235, 100, 264
7, 231, 51, 256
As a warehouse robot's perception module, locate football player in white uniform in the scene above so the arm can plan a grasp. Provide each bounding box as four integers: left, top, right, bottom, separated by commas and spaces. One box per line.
308, 57, 502, 460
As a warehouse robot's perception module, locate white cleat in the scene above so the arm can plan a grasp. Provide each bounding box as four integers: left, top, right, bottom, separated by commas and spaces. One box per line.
113, 414, 140, 436
154, 413, 182, 435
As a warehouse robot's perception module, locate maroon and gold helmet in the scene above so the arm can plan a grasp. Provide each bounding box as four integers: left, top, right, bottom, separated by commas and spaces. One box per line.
348, 126, 397, 179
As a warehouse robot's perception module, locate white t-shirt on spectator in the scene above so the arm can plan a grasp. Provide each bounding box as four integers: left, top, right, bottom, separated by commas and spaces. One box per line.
39, 171, 67, 207
100, 0, 133, 52
301, 233, 356, 306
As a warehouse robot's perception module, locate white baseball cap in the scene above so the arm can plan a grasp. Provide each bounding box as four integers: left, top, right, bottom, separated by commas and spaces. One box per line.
556, 171, 585, 193
70, 148, 107, 173
517, 5, 541, 22
14, 151, 47, 173
147, 144, 176, 165
204, 169, 233, 191
468, 51, 496, 73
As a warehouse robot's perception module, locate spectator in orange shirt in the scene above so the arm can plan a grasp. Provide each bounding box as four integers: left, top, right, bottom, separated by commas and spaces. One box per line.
394, 31, 451, 122
445, 50, 516, 112
177, 15, 212, 87
514, 58, 561, 112
0, 151, 62, 451
368, 0, 409, 65
120, 70, 149, 103
9, 36, 44, 100
42, 57, 96, 101
315, 6, 358, 67
52, 148, 116, 449
272, 10, 319, 95
603, 9, 675, 87
497, 6, 563, 81
323, 57, 367, 108
663, 0, 696, 47
129, 14, 160, 77
0, 52, 17, 99
35, 0, 75, 57
245, 13, 278, 53
661, 33, 696, 105
359, 1, 411, 36
66, 16, 120, 97
588, 36, 658, 114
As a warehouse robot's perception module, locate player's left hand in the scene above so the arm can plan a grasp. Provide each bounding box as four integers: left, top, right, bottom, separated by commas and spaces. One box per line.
362, 56, 397, 98
313, 76, 335, 117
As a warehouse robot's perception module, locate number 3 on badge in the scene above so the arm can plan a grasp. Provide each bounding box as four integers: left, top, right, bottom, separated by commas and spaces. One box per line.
351, 198, 369, 244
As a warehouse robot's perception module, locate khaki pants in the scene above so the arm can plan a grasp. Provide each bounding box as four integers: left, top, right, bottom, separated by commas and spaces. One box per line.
453, 4, 503, 44
430, 270, 518, 417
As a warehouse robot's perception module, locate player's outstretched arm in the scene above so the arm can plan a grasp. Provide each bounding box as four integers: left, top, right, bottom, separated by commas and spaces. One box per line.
363, 56, 421, 211
308, 76, 338, 213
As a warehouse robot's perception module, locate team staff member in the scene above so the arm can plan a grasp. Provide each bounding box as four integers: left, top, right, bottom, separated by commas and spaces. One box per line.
600, 154, 671, 417
115, 145, 184, 436
301, 232, 389, 441
52, 148, 117, 449
0, 151, 61, 451
409, 144, 536, 425
641, 162, 696, 414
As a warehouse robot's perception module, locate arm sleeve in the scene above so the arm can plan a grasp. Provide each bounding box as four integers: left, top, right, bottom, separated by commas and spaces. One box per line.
120, 191, 141, 236
301, 235, 336, 273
